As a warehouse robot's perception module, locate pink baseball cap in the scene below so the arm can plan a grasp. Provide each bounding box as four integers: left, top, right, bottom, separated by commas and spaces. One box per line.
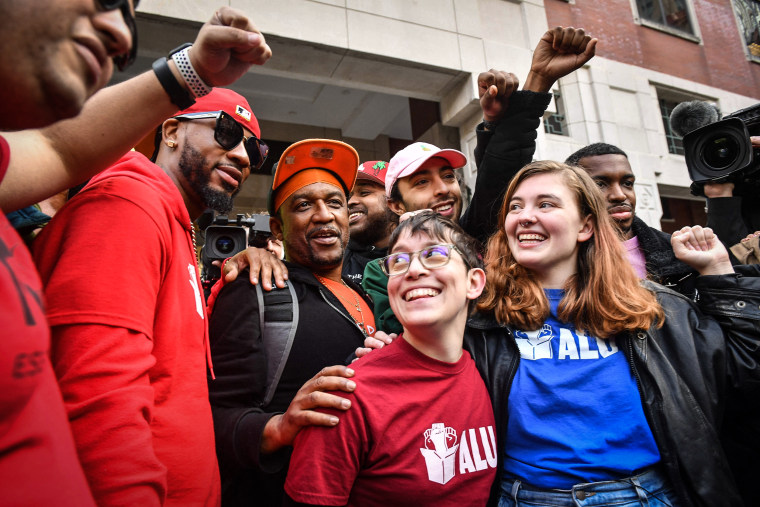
357, 161, 389, 186
385, 142, 467, 197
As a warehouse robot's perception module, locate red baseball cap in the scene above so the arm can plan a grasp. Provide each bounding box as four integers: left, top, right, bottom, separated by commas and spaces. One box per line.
356, 161, 389, 186
174, 88, 260, 137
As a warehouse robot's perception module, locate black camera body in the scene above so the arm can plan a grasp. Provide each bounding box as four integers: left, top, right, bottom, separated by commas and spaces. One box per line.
200, 213, 272, 291
683, 103, 760, 195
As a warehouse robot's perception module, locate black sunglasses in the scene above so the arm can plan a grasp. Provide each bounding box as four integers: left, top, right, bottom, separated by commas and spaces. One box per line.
98, 0, 138, 71
174, 111, 270, 171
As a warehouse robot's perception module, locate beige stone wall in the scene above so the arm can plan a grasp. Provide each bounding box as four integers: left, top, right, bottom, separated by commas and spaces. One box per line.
135, 0, 759, 229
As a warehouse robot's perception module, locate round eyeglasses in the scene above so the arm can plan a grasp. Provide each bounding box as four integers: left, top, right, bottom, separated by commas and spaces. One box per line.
380, 243, 469, 277
174, 110, 269, 171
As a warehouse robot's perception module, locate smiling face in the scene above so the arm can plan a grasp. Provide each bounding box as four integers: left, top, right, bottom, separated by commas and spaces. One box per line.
387, 229, 484, 338
578, 154, 636, 240
389, 158, 463, 220
271, 181, 350, 277
348, 180, 395, 248
505, 173, 594, 288
0, 0, 135, 128
168, 118, 252, 218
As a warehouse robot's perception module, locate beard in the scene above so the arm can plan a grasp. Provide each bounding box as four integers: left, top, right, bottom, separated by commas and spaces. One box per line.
178, 144, 238, 214
350, 206, 396, 246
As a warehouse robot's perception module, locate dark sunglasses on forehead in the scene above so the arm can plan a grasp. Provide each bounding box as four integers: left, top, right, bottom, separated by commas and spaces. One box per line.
173, 111, 270, 171
97, 0, 138, 71
380, 243, 469, 277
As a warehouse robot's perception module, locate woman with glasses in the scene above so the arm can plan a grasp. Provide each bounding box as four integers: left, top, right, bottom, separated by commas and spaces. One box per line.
466, 160, 760, 506
284, 212, 498, 506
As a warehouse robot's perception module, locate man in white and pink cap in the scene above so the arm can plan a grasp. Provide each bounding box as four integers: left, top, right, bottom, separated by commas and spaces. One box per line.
384, 142, 468, 222
363, 142, 469, 334
342, 160, 398, 284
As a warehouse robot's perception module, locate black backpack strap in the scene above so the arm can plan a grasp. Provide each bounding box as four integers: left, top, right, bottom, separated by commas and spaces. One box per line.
255, 281, 299, 408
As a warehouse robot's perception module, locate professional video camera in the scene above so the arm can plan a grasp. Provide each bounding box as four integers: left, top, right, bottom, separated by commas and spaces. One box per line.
200, 213, 272, 292
678, 102, 760, 196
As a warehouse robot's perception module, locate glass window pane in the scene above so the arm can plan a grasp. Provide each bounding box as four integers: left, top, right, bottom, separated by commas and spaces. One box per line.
543, 91, 569, 136
733, 0, 760, 58
637, 0, 694, 33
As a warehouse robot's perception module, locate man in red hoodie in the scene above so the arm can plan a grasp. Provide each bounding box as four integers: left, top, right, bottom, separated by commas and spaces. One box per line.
0, 3, 272, 505
33, 89, 263, 506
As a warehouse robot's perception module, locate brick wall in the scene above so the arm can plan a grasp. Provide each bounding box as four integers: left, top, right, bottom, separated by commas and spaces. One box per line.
545, 0, 760, 99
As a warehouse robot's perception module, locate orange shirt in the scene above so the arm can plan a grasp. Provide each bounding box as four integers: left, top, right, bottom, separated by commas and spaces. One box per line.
315, 275, 376, 337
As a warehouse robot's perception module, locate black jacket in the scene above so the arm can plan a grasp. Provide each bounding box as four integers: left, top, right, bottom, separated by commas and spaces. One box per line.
631, 216, 698, 297
706, 195, 760, 258
342, 238, 387, 286
463, 274, 760, 507
460, 90, 552, 245
207, 263, 369, 506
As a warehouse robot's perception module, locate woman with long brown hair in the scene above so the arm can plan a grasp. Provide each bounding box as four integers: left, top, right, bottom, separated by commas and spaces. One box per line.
465, 160, 760, 506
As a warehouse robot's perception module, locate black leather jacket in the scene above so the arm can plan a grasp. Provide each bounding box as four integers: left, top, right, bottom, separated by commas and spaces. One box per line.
463, 273, 760, 507
631, 216, 698, 298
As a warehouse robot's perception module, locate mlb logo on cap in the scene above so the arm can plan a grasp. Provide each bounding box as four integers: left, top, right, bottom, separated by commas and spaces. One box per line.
235, 105, 252, 122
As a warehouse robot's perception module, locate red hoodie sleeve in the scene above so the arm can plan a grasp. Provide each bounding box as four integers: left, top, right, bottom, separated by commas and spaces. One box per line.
51, 323, 166, 506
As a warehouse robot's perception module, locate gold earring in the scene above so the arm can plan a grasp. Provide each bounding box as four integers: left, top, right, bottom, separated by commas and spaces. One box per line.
166, 140, 176, 148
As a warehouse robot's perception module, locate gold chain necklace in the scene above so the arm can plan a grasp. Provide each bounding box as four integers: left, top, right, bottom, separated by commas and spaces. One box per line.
315, 274, 368, 336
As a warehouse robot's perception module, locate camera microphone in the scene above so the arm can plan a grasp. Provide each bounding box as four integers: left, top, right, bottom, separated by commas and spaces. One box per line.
669, 100, 720, 138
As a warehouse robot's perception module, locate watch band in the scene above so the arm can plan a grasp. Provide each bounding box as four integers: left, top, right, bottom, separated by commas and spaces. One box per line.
152, 56, 195, 110
482, 120, 499, 131
171, 46, 212, 99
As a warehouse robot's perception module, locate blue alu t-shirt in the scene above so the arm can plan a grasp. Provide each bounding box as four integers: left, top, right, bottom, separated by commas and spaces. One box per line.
503, 289, 660, 488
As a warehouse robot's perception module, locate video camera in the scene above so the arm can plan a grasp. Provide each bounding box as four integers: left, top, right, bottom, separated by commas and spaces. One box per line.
682, 103, 760, 196
200, 213, 272, 291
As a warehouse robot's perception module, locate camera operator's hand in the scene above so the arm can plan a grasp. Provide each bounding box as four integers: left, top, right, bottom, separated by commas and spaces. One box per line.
220, 247, 288, 290
703, 181, 735, 198
672, 225, 734, 275
260, 365, 356, 454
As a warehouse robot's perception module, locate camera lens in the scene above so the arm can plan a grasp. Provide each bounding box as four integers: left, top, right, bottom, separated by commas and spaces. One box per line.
702, 134, 740, 170
215, 236, 236, 254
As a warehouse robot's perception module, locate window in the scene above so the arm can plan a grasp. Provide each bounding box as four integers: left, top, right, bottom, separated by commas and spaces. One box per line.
543, 90, 569, 136
656, 88, 717, 156
732, 0, 760, 62
658, 97, 684, 155
635, 0, 695, 36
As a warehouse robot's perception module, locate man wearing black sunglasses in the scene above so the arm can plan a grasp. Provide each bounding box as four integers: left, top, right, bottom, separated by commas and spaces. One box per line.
0, 4, 270, 504
32, 88, 260, 506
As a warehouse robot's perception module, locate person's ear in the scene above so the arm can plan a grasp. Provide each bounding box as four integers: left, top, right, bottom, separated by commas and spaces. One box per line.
578, 215, 594, 243
269, 215, 284, 241
161, 119, 180, 149
387, 198, 407, 217
466, 267, 487, 300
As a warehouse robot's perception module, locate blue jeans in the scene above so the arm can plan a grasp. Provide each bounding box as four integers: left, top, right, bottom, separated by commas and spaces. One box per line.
498, 467, 679, 507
